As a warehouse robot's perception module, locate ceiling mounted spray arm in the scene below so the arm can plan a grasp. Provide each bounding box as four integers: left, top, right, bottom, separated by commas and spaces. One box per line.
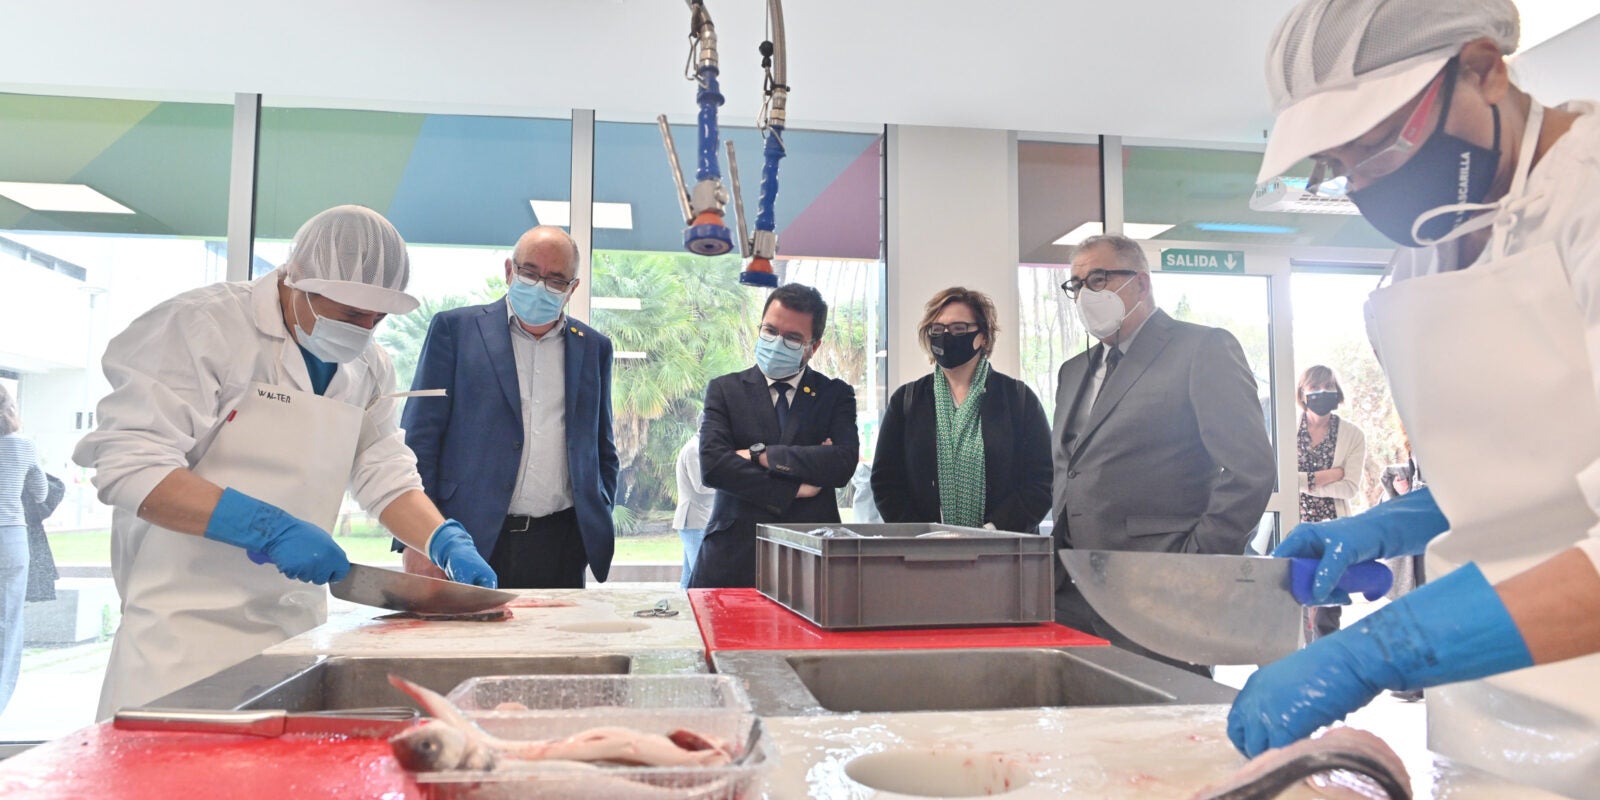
656, 0, 734, 257
736, 0, 788, 287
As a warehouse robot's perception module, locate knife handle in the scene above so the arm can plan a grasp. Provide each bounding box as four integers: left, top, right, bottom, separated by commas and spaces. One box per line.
1289, 558, 1394, 605
113, 709, 288, 737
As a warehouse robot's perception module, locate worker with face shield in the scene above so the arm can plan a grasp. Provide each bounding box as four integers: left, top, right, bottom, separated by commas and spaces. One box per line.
74, 205, 495, 719
1229, 1, 1600, 795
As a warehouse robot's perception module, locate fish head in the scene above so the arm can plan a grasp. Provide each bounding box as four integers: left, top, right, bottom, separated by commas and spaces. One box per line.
390, 719, 470, 772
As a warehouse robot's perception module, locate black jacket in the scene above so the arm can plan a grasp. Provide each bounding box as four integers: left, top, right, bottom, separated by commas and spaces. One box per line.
25, 474, 65, 602
691, 365, 859, 588
871, 368, 1053, 533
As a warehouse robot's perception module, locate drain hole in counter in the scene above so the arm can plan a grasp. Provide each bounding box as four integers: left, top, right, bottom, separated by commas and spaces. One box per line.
845, 749, 1031, 796
554, 620, 650, 634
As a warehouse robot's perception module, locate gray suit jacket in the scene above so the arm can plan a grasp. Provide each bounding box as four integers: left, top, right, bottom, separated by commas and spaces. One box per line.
1051, 310, 1275, 565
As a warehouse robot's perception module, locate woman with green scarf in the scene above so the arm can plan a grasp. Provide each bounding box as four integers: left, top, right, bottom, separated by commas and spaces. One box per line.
870, 288, 1053, 532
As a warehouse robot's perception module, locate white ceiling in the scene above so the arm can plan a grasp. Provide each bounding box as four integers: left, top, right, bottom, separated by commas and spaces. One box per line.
2, 1, 1597, 144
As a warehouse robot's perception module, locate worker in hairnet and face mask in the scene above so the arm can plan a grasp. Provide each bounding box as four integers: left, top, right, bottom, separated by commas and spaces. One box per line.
1230, 1, 1600, 795
74, 205, 496, 719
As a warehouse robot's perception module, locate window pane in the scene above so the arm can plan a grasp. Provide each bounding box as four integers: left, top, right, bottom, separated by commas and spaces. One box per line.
254, 105, 572, 565
1017, 141, 1102, 415
1291, 271, 1398, 513
592, 122, 884, 564
0, 91, 232, 741
1017, 265, 1090, 419
1125, 146, 1389, 248
1018, 141, 1103, 263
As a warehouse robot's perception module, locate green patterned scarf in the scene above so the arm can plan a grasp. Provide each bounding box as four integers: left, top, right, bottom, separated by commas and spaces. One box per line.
934, 357, 989, 528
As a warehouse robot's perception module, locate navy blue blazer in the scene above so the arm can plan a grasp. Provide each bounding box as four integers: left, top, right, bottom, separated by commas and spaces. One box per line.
401, 300, 619, 580
690, 365, 858, 588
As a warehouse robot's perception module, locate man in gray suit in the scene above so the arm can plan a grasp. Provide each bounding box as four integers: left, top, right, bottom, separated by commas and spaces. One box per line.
1051, 234, 1275, 674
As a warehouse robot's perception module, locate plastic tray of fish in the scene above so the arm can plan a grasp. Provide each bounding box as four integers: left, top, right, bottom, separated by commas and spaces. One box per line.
410, 722, 774, 800
408, 675, 773, 799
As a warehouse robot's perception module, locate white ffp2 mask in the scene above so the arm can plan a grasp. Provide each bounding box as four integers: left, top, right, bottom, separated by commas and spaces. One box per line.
1075, 285, 1141, 340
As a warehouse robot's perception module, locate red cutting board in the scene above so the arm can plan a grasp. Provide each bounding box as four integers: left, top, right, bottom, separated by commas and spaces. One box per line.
690, 588, 1107, 652
0, 723, 419, 799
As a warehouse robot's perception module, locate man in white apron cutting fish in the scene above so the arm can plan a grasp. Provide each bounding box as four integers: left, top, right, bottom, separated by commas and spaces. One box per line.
74, 205, 497, 719
1229, 2, 1600, 796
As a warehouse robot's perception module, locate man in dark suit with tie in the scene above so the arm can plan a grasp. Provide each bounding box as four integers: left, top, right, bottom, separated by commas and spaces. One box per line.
1051, 234, 1275, 673
690, 283, 859, 588
400, 226, 618, 588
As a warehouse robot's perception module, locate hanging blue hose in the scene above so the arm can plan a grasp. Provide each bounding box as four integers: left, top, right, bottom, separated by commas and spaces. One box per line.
755, 124, 785, 233
696, 66, 724, 181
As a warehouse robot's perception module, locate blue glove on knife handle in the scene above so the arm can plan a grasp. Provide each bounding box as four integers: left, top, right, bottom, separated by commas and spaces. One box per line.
1273, 486, 1449, 603
1288, 558, 1393, 606
426, 520, 498, 589
204, 488, 351, 584
1227, 562, 1534, 758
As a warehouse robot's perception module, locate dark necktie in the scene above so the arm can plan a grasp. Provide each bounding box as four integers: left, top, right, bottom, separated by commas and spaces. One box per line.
1105, 344, 1123, 378
774, 383, 791, 432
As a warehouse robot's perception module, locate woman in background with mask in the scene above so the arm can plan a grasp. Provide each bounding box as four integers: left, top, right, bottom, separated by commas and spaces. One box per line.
1232, 1, 1600, 794
871, 287, 1052, 532
74, 205, 496, 720
1293, 365, 1366, 641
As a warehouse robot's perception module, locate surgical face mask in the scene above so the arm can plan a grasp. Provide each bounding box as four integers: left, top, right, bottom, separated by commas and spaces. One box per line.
929, 330, 981, 370
755, 335, 806, 380
293, 291, 375, 364
1347, 75, 1502, 248
1075, 280, 1142, 340
1304, 390, 1341, 416
509, 275, 571, 327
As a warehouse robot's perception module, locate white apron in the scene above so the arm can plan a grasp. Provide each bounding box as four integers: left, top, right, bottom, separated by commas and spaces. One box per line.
1366, 103, 1600, 797
97, 379, 360, 718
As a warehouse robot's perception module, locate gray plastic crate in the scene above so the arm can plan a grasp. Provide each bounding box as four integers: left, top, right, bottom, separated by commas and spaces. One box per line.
755, 522, 1054, 629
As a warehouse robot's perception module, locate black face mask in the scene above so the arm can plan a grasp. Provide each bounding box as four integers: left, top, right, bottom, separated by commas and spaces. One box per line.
1348, 61, 1502, 247
1305, 390, 1341, 416
930, 330, 981, 369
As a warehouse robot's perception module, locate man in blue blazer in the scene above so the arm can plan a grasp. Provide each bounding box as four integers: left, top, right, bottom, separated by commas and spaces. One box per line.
400, 227, 618, 587
691, 283, 859, 588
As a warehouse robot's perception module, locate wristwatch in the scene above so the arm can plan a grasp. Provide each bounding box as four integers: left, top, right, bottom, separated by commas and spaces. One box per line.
749, 443, 767, 460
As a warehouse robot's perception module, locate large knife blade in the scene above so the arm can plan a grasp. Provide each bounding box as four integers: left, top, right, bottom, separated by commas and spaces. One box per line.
113, 707, 419, 738
330, 563, 515, 615
1058, 550, 1392, 665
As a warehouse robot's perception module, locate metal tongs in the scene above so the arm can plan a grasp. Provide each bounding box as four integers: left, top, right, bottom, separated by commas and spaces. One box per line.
633, 599, 681, 618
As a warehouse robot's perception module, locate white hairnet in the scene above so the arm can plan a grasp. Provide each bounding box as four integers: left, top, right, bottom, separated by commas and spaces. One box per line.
282, 205, 419, 315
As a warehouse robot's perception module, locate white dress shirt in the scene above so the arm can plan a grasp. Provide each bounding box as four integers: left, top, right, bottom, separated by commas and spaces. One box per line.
506, 301, 572, 517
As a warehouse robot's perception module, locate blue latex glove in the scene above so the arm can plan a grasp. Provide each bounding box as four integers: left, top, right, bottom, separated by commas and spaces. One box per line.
204, 488, 351, 584
1273, 486, 1448, 603
427, 520, 498, 588
1227, 563, 1533, 757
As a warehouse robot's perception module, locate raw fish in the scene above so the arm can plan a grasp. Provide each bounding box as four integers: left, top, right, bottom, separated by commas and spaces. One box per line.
385, 674, 737, 771
1186, 727, 1411, 800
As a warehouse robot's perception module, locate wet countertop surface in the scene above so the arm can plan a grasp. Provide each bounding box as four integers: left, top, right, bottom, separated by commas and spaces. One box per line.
756, 704, 1565, 799
266, 585, 704, 656
0, 705, 1558, 798
0, 586, 1561, 798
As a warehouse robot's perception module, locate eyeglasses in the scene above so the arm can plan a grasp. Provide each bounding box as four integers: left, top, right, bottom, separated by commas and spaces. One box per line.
758, 324, 809, 351
1060, 269, 1138, 299
512, 261, 577, 294
1307, 63, 1451, 195
926, 322, 982, 336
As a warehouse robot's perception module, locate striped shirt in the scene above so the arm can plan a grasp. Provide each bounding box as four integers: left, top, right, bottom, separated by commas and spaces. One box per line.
0, 433, 47, 528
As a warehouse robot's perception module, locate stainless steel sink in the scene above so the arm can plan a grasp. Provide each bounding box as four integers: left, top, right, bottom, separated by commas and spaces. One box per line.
713, 647, 1237, 716
148, 650, 707, 712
